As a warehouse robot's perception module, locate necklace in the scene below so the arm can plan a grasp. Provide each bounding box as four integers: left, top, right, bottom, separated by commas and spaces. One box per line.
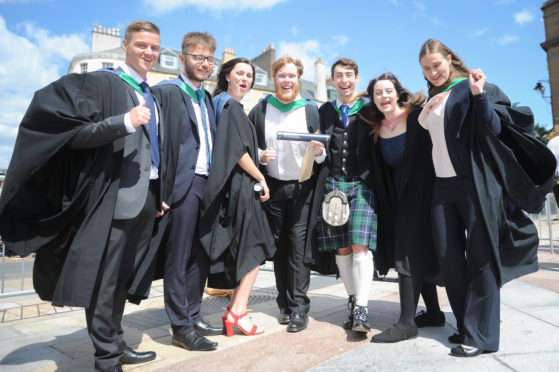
381, 110, 406, 131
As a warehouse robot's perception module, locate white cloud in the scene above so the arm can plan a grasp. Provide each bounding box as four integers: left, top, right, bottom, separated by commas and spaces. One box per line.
514, 9, 535, 25
291, 25, 299, 36
498, 34, 519, 45
277, 40, 321, 82
495, 0, 515, 5
332, 35, 349, 47
378, 0, 402, 5
144, 0, 286, 14
469, 27, 489, 37
20, 22, 89, 60
0, 15, 88, 168
412, 0, 426, 13
411, 1, 447, 27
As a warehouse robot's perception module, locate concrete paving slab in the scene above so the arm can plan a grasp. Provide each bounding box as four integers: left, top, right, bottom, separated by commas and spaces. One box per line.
1, 250, 558, 371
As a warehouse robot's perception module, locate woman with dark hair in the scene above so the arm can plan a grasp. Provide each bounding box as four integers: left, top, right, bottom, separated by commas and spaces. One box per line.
364, 73, 442, 343
417, 39, 554, 356
199, 58, 275, 337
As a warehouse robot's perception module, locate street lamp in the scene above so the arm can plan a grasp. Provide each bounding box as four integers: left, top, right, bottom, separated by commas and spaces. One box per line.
534, 79, 551, 104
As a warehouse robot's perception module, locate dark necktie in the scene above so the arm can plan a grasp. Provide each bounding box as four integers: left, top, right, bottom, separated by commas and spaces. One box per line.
341, 104, 349, 128
139, 81, 160, 169
196, 89, 212, 165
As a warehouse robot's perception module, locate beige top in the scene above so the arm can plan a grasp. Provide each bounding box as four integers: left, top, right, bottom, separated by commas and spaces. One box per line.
418, 91, 457, 178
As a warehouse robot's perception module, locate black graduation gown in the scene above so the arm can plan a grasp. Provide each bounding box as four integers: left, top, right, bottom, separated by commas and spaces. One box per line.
446, 81, 556, 286
0, 71, 168, 306
199, 99, 276, 289
370, 108, 440, 282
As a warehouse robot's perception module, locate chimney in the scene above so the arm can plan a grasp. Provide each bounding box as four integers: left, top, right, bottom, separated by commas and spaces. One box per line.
222, 47, 236, 64
91, 24, 122, 52
314, 58, 327, 103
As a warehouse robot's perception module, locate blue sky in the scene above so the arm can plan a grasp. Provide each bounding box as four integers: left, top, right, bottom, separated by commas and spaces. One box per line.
0, 0, 550, 168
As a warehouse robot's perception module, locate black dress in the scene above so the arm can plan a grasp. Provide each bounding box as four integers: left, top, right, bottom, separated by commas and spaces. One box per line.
199, 97, 276, 289
371, 108, 439, 282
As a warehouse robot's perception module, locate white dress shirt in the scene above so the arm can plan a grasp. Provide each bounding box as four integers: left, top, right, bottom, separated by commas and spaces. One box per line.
547, 135, 559, 175
181, 74, 212, 176
121, 64, 159, 179
418, 92, 457, 178
263, 95, 326, 181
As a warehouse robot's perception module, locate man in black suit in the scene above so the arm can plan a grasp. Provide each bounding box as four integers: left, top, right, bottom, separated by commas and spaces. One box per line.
0, 21, 169, 371
153, 31, 222, 352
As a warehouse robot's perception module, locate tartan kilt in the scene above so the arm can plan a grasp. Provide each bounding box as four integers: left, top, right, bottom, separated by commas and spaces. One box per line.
316, 177, 377, 252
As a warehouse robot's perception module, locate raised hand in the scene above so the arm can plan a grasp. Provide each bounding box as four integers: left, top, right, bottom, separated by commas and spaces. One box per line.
469, 68, 486, 96
129, 100, 152, 127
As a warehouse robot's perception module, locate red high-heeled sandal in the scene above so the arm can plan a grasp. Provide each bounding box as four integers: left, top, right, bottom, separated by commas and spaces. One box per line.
222, 306, 264, 337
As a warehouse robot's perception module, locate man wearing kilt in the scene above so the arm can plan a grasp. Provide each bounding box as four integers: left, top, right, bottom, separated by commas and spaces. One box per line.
316, 58, 377, 333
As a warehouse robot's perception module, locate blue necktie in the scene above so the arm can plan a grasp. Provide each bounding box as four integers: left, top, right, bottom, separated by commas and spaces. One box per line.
139, 81, 160, 169
196, 89, 212, 165
340, 104, 349, 128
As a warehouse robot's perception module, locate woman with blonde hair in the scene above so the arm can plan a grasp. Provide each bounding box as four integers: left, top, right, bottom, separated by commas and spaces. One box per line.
417, 38, 554, 356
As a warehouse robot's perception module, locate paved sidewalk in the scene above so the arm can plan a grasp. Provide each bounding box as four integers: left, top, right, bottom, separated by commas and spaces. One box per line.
0, 250, 558, 371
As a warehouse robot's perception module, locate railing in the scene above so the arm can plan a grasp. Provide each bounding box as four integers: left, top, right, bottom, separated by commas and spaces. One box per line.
0, 241, 35, 298
1, 194, 558, 299
530, 193, 558, 254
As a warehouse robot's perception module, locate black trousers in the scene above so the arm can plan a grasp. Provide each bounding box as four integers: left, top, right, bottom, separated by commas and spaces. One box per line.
552, 183, 559, 208
164, 175, 210, 336
85, 181, 157, 370
431, 177, 500, 351
268, 178, 313, 314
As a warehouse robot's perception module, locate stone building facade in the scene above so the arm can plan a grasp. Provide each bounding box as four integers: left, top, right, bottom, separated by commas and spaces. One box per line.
542, 0, 559, 130
67, 25, 332, 111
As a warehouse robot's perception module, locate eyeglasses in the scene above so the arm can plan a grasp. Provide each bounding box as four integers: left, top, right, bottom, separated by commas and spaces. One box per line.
184, 53, 216, 64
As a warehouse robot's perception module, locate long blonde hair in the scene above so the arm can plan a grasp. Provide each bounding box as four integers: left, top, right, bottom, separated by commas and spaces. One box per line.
419, 39, 469, 97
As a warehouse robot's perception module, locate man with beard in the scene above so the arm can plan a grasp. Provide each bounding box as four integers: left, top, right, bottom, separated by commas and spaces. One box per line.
0, 21, 167, 371
153, 32, 223, 352
249, 57, 325, 332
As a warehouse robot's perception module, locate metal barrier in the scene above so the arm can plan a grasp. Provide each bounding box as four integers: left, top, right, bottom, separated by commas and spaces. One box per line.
0, 241, 35, 298
0, 194, 558, 299
530, 193, 558, 254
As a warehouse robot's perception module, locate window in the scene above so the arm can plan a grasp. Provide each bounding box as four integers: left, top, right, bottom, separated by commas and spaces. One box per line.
102, 62, 114, 69
80, 63, 88, 73
255, 72, 267, 86
161, 55, 177, 69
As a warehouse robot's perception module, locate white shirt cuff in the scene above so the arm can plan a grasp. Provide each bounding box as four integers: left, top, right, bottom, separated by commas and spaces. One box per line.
124, 113, 136, 133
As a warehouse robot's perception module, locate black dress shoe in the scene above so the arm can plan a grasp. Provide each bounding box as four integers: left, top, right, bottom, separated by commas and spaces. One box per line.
342, 295, 356, 330
450, 345, 484, 357
277, 310, 291, 325
172, 330, 218, 351
370, 323, 418, 343
286, 312, 308, 332
415, 310, 446, 327
120, 347, 156, 364
194, 318, 225, 336
96, 366, 123, 372
352, 305, 371, 333
448, 332, 466, 344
